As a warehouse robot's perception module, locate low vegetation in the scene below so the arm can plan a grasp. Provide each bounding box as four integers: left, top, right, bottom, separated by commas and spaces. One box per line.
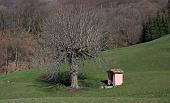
0, 35, 170, 102
40, 71, 87, 87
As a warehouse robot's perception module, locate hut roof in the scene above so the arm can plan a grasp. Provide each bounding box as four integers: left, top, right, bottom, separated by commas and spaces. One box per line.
107, 69, 124, 74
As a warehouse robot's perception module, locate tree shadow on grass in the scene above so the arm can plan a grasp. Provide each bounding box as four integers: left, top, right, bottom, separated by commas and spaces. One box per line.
28, 71, 88, 91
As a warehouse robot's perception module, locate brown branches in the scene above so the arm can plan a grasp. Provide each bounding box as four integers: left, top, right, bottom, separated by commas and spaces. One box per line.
42, 5, 105, 88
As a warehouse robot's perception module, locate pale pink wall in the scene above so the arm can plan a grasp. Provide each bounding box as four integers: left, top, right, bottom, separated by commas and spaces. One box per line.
114, 74, 123, 86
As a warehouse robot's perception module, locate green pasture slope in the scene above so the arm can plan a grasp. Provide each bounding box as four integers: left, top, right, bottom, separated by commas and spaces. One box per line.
0, 35, 170, 103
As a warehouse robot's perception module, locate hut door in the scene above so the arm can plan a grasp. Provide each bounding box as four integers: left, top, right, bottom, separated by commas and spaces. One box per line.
108, 72, 113, 81
108, 72, 113, 85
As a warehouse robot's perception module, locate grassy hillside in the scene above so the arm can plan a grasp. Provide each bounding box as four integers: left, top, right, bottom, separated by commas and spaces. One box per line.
0, 35, 170, 103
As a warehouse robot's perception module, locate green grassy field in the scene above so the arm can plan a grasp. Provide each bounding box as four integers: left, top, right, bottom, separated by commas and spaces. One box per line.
0, 35, 170, 103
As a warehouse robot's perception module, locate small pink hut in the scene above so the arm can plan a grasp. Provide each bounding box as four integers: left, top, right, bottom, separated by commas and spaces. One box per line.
107, 69, 124, 86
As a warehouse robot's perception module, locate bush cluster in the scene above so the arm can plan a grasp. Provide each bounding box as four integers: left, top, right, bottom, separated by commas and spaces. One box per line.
40, 71, 87, 87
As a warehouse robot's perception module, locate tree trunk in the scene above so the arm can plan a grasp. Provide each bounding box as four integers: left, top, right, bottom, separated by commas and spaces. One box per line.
71, 70, 79, 89
6, 48, 8, 74
69, 53, 79, 89
15, 47, 18, 67
6, 48, 8, 67
168, 0, 170, 34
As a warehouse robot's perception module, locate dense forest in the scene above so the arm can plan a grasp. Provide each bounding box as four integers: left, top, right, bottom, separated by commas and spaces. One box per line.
0, 0, 169, 73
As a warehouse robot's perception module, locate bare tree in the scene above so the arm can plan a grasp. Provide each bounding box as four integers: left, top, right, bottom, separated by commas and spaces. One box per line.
42, 6, 105, 89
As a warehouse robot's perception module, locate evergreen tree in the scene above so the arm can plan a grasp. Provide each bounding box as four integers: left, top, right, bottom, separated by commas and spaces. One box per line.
143, 12, 168, 42
168, 0, 170, 34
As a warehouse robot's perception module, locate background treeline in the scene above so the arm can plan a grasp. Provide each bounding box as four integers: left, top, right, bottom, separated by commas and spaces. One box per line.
142, 0, 170, 42
0, 0, 169, 73
0, 0, 47, 73
143, 12, 168, 42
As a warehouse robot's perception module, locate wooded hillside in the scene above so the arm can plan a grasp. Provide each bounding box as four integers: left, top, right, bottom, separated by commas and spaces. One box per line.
0, 0, 168, 72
